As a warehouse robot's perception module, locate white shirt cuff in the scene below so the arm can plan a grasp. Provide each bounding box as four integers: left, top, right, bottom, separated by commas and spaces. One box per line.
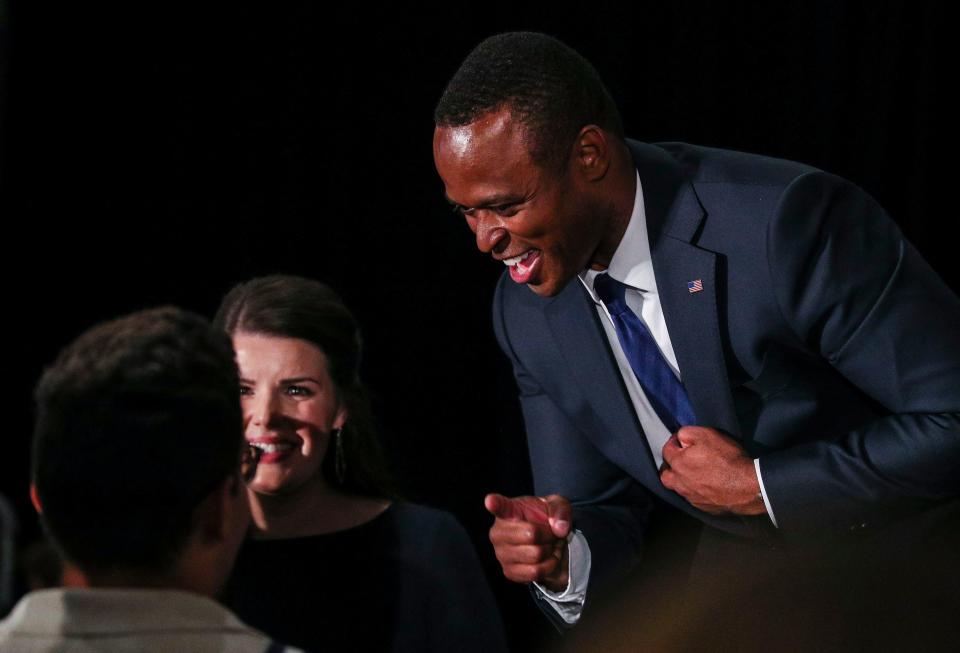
532, 530, 591, 624
754, 458, 779, 528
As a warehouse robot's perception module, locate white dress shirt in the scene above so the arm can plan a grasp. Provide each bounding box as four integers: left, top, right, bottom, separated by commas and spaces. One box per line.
534, 172, 777, 623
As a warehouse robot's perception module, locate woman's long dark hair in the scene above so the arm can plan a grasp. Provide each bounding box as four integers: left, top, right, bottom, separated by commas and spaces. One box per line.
214, 275, 394, 499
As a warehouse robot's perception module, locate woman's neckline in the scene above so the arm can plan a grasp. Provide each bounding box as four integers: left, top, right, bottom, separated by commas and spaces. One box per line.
248, 498, 394, 542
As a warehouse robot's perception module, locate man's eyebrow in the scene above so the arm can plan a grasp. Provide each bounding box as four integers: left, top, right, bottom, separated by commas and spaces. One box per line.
444, 193, 524, 210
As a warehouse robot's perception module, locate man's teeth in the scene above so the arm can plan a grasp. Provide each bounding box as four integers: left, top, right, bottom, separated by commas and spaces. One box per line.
503, 250, 535, 267
250, 442, 295, 453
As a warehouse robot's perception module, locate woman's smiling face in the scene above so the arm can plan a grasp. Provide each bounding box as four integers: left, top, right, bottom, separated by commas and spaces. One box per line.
234, 332, 347, 496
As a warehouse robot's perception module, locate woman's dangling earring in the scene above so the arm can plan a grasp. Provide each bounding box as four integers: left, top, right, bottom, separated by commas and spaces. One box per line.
333, 427, 346, 484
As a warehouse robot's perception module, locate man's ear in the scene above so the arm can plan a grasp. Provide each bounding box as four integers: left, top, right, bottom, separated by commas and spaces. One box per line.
30, 483, 42, 515
194, 475, 250, 547
192, 479, 232, 544
573, 125, 611, 182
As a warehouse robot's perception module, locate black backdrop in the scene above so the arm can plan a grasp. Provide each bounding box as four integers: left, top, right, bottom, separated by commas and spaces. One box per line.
1, 1, 953, 647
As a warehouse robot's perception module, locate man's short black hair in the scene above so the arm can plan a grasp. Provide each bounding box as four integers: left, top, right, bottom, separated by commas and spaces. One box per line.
32, 307, 242, 573
434, 31, 624, 171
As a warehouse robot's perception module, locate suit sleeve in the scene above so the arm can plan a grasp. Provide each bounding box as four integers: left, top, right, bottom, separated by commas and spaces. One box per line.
758, 170, 960, 535
492, 275, 653, 605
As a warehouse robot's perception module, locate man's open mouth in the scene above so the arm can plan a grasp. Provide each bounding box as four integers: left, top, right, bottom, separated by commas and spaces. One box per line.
503, 249, 541, 283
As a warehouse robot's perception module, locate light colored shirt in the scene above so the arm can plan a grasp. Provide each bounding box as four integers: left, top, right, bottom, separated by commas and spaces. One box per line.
0, 587, 300, 652
535, 172, 777, 624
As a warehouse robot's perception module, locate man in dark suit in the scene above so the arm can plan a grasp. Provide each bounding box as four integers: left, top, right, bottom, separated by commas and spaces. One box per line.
432, 32, 959, 645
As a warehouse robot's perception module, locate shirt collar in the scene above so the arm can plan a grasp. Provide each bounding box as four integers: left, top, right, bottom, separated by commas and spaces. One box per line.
2, 588, 252, 635
580, 171, 654, 302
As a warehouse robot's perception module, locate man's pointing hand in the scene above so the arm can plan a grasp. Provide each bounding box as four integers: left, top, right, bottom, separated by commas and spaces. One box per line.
485, 493, 572, 592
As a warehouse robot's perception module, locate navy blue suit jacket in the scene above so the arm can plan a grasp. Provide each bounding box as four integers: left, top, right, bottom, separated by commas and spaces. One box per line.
492, 140, 960, 598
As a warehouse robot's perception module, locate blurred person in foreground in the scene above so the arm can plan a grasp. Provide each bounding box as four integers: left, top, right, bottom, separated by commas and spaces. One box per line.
216, 275, 507, 653
0, 307, 300, 652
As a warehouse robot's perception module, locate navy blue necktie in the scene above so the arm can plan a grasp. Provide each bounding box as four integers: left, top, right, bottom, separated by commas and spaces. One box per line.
593, 273, 696, 432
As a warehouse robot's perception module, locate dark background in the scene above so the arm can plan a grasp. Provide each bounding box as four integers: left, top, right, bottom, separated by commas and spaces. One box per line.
1, 1, 953, 647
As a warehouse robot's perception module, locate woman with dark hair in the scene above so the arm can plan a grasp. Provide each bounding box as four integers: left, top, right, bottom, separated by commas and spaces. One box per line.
215, 275, 507, 653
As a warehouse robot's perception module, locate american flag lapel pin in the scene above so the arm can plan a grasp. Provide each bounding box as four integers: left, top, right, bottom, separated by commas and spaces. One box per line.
687, 279, 704, 293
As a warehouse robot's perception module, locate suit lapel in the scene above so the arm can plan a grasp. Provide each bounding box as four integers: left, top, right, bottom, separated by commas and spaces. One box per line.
635, 144, 754, 534
543, 283, 666, 493
652, 239, 741, 437
632, 141, 742, 438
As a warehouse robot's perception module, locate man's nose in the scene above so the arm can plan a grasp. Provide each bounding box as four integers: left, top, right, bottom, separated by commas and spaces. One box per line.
474, 212, 508, 254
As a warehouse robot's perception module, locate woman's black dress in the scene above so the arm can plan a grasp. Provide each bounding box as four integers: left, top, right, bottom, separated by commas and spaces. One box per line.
226, 503, 508, 653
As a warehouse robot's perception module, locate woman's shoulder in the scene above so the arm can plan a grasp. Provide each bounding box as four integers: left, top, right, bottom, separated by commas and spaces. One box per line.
382, 503, 475, 555
386, 502, 460, 526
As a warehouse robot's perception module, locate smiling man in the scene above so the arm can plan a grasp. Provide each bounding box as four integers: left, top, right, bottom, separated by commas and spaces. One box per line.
437, 108, 630, 298
433, 32, 960, 645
